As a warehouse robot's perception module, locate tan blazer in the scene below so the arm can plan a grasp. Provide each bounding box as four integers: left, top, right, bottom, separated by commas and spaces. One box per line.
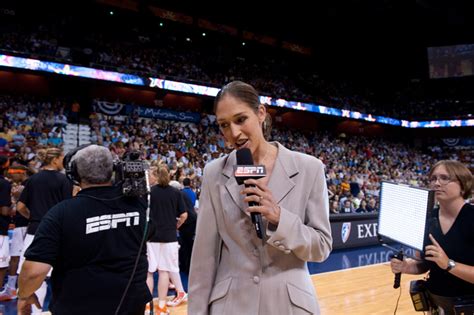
188, 142, 332, 315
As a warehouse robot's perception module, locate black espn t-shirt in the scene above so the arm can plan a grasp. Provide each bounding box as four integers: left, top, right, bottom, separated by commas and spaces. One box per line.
0, 175, 11, 236
19, 170, 73, 234
24, 186, 152, 315
149, 185, 185, 243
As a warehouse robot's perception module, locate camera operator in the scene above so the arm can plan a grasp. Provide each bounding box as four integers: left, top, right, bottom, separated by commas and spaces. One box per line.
17, 145, 152, 315
390, 160, 474, 315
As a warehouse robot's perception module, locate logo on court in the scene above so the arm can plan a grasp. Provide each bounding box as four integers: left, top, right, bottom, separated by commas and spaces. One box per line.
341, 222, 351, 243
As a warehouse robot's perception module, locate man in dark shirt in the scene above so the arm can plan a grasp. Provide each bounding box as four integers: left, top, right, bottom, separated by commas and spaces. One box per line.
17, 145, 151, 314
174, 179, 197, 275
182, 178, 196, 208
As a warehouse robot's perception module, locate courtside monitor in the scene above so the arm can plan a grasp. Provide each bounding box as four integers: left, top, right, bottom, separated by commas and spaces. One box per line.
377, 182, 435, 252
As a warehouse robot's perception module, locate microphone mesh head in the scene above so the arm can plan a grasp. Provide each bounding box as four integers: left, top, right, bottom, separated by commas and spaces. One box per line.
236, 148, 253, 165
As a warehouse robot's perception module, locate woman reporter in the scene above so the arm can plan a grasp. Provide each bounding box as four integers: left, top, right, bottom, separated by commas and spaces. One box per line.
188, 81, 332, 314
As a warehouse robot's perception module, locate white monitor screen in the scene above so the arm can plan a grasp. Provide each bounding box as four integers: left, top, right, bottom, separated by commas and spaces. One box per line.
378, 182, 434, 251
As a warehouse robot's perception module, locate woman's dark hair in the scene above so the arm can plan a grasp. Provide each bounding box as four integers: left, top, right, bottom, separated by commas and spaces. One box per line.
214, 80, 272, 139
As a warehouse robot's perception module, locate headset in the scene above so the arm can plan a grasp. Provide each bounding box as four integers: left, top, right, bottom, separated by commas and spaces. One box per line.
63, 144, 92, 185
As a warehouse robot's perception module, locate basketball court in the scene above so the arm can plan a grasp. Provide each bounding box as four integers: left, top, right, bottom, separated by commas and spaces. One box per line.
0, 244, 423, 314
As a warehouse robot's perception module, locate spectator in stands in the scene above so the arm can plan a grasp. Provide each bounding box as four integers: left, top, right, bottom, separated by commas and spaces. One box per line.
339, 191, 352, 211
47, 132, 63, 147
349, 175, 361, 197
366, 197, 377, 212
341, 199, 353, 214
11, 132, 25, 148
37, 133, 48, 146
16, 108, 28, 122
330, 200, 340, 214
173, 164, 186, 183
44, 113, 55, 128
0, 129, 9, 147
355, 199, 368, 213
390, 160, 474, 314
70, 101, 80, 124
188, 81, 332, 314
352, 191, 364, 210
340, 175, 351, 195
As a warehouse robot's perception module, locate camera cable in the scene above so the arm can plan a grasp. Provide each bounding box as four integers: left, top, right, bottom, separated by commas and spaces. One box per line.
115, 169, 152, 315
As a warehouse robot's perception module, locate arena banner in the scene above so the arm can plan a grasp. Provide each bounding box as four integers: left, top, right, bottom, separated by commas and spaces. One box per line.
0, 54, 145, 85
2, 54, 471, 128
93, 100, 201, 123
94, 100, 125, 115
133, 106, 201, 123
330, 213, 380, 249
441, 137, 474, 147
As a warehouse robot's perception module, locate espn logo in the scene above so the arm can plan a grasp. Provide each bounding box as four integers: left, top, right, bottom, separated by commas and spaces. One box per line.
234, 166, 266, 177
86, 212, 140, 234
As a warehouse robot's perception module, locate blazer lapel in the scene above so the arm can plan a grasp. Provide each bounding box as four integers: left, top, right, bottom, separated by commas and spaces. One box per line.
268, 142, 298, 204
222, 151, 248, 213
222, 142, 299, 212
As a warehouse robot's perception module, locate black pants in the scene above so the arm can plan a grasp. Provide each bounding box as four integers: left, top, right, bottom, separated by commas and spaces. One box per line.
178, 227, 195, 275
52, 303, 146, 315
428, 292, 474, 315
127, 303, 146, 315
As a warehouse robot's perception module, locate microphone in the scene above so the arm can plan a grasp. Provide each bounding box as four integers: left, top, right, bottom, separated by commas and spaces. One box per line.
391, 251, 404, 289
234, 148, 266, 239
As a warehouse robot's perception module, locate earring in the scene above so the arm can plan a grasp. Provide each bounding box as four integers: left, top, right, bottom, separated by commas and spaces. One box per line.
263, 121, 267, 131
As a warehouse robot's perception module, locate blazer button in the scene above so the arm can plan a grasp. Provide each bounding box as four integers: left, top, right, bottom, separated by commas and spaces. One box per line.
253, 276, 260, 284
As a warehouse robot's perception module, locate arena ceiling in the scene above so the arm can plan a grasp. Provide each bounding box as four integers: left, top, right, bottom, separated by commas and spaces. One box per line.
6, 0, 474, 83
152, 0, 473, 81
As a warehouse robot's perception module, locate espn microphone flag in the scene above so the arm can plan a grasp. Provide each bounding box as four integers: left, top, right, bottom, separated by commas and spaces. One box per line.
234, 165, 266, 184
235, 148, 267, 239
